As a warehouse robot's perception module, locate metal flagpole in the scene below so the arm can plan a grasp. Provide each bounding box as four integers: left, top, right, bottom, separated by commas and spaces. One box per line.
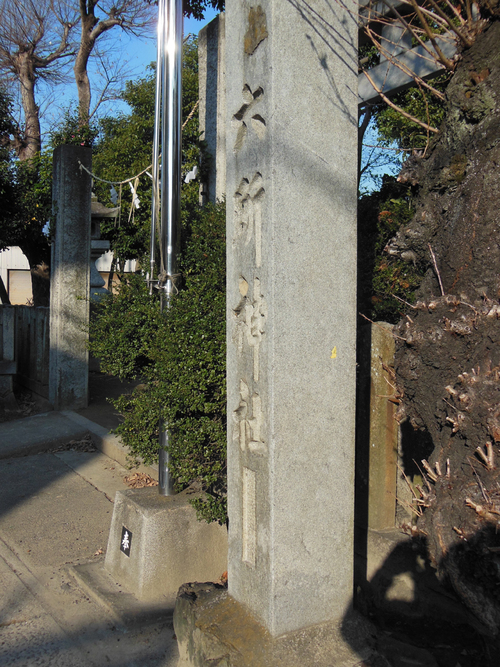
154, 0, 183, 496
149, 0, 164, 294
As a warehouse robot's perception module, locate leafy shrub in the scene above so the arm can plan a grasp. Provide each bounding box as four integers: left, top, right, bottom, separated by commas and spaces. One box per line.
50, 107, 99, 148
89, 201, 227, 524
358, 176, 424, 323
88, 274, 164, 380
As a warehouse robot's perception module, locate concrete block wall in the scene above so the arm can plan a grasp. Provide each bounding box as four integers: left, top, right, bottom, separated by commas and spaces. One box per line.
0, 306, 15, 364
1, 305, 50, 404
15, 306, 50, 398
0, 306, 17, 408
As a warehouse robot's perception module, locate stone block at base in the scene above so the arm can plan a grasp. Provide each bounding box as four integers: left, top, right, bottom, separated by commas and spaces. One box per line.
173, 583, 376, 667
105, 488, 227, 603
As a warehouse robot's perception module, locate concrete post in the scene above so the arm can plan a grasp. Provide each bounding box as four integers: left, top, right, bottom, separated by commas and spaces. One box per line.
49, 146, 92, 410
199, 14, 226, 203
226, 0, 358, 637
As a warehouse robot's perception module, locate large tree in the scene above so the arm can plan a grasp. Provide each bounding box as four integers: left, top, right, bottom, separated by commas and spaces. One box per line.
0, 0, 76, 160
0, 86, 52, 305
390, 20, 500, 638
0, 0, 220, 305
361, 0, 500, 641
74, 0, 155, 123
0, 0, 157, 153
0, 0, 154, 306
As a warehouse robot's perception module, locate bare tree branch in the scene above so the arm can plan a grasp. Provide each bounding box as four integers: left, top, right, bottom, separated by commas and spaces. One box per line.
74, 0, 155, 121
361, 66, 440, 134
0, 0, 78, 158
364, 24, 447, 101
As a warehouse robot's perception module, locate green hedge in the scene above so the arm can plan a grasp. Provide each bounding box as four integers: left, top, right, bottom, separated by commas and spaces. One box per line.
89, 201, 227, 524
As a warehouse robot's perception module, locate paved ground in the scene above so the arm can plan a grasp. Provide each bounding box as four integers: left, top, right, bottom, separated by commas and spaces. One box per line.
1, 375, 491, 666
0, 375, 179, 667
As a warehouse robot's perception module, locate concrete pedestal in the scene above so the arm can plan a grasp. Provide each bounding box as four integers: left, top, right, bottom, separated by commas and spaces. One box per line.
105, 488, 228, 602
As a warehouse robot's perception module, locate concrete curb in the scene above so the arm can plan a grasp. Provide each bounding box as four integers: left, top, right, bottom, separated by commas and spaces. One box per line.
63, 411, 159, 481
0, 411, 89, 459
69, 561, 174, 629
0, 409, 158, 483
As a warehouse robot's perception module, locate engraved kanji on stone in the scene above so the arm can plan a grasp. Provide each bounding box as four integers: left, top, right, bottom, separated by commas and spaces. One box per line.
233, 277, 267, 381
234, 173, 265, 268
232, 85, 266, 152
242, 466, 256, 566
233, 379, 266, 455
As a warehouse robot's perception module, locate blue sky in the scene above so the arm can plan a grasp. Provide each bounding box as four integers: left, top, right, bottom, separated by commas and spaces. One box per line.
125, 8, 218, 75
40, 8, 218, 138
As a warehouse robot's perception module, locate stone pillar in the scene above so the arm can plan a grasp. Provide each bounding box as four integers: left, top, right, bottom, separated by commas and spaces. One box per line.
226, 0, 358, 637
199, 13, 226, 203
49, 146, 92, 410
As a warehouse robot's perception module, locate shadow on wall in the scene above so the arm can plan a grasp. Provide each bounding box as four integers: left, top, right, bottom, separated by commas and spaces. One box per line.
287, 0, 359, 126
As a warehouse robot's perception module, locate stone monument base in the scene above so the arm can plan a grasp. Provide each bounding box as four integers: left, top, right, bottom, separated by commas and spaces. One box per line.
105, 487, 227, 602
173, 583, 377, 667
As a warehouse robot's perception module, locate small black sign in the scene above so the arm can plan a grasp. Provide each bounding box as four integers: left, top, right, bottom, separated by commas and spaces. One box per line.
120, 526, 132, 557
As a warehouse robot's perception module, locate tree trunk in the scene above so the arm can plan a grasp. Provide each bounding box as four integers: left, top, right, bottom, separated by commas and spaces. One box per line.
390, 21, 500, 637
74, 3, 120, 122
74, 11, 95, 122
15, 52, 41, 160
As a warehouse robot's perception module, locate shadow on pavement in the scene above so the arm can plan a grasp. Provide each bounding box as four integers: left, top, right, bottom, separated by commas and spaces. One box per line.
341, 528, 498, 667
0, 374, 178, 666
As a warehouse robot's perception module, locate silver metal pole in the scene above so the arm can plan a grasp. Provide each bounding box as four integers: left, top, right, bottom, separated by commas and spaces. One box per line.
149, 0, 165, 294
158, 0, 183, 496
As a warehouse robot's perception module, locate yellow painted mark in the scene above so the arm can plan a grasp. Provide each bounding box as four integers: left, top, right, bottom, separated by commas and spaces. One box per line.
330, 346, 337, 359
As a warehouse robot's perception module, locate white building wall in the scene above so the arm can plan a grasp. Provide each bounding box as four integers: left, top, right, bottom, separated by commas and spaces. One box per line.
0, 247, 136, 304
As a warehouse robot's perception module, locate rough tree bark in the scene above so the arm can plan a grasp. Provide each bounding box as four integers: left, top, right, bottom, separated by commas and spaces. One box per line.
388, 20, 500, 636
14, 52, 41, 161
